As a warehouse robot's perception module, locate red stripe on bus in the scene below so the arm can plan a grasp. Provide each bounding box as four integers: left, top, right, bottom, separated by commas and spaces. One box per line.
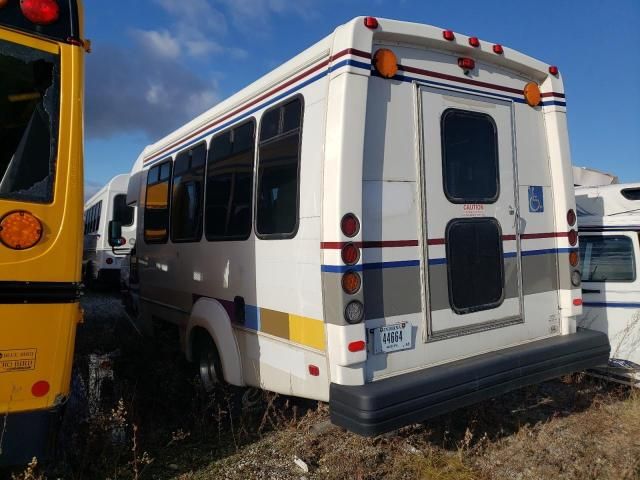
320, 240, 419, 249
541, 92, 566, 98
426, 231, 570, 245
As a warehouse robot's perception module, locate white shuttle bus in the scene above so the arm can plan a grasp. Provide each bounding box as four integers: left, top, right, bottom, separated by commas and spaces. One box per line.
577, 184, 640, 387
84, 173, 136, 285
113, 17, 609, 435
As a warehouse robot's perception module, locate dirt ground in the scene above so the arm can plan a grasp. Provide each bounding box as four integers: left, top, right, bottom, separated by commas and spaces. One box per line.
12, 291, 640, 480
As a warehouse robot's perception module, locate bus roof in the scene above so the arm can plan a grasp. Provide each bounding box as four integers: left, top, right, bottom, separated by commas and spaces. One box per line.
84, 173, 129, 209
133, 16, 563, 174
576, 182, 640, 227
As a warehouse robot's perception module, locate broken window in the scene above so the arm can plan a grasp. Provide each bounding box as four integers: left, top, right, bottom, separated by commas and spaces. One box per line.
0, 38, 60, 203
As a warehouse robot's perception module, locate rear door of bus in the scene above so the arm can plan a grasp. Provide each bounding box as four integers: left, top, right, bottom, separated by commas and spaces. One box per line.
418, 86, 523, 341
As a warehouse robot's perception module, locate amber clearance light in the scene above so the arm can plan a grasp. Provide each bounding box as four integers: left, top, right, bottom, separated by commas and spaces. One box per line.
523, 81, 541, 107
0, 211, 43, 250
373, 48, 398, 79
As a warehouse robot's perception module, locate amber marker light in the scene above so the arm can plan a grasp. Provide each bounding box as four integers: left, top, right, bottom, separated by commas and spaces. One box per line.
342, 271, 362, 294
523, 81, 541, 107
0, 0, 9, 8
373, 48, 398, 78
0, 211, 43, 250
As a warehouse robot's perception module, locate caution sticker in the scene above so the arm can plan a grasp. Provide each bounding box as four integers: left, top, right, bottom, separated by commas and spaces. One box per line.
0, 349, 37, 374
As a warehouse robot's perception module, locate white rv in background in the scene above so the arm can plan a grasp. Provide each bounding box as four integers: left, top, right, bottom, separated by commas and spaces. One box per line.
83, 173, 136, 285
114, 17, 609, 435
577, 183, 640, 387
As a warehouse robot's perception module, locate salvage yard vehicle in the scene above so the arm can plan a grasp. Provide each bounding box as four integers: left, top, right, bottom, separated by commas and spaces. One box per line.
111, 16, 610, 436
0, 0, 87, 465
83, 173, 136, 286
577, 183, 640, 387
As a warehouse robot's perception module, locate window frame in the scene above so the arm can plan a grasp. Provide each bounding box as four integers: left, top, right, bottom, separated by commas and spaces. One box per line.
143, 158, 173, 245
445, 217, 506, 315
621, 187, 640, 201
579, 234, 637, 283
205, 118, 257, 242
170, 141, 207, 244
254, 94, 304, 241
440, 108, 500, 205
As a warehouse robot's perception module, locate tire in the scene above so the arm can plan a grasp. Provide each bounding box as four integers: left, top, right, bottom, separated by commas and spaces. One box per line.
197, 335, 222, 392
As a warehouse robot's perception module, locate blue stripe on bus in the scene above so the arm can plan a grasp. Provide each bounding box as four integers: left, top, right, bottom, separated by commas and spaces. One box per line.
583, 302, 640, 309
321, 260, 420, 273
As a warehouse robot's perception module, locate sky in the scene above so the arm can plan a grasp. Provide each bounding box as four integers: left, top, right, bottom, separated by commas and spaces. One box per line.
83, 0, 640, 197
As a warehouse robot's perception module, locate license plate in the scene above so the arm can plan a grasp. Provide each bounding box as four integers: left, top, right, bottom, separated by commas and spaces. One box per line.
371, 322, 412, 354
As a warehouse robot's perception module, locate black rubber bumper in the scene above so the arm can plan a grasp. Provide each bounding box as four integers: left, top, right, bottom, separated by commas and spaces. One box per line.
330, 329, 610, 436
0, 407, 62, 466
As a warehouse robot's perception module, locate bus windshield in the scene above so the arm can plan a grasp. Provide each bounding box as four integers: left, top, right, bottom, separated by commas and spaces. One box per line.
0, 38, 59, 203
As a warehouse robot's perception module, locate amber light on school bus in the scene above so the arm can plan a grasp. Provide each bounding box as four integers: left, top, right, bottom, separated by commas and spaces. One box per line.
0, 211, 43, 250
20, 0, 60, 25
0, 0, 9, 8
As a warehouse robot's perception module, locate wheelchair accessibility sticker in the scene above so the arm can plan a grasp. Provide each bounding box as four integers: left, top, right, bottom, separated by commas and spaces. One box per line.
528, 186, 544, 213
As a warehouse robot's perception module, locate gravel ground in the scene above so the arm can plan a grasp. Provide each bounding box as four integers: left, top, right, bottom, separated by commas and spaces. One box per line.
17, 291, 638, 480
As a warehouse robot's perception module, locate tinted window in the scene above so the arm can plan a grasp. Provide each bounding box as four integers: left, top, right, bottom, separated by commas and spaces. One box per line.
256, 97, 303, 237
206, 121, 255, 241
144, 161, 172, 243
442, 109, 499, 203
621, 188, 640, 201
580, 235, 636, 282
446, 218, 504, 313
0, 39, 60, 203
113, 194, 134, 226
171, 144, 206, 243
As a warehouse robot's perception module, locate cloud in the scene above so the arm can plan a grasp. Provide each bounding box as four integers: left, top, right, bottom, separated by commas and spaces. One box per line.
84, 179, 103, 201
131, 29, 181, 59
216, 0, 318, 33
85, 38, 219, 140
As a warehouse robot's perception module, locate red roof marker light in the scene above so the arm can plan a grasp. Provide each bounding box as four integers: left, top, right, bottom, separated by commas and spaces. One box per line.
364, 17, 378, 29
457, 57, 475, 71
469, 37, 480, 47
443, 30, 455, 41
549, 65, 559, 75
493, 44, 504, 54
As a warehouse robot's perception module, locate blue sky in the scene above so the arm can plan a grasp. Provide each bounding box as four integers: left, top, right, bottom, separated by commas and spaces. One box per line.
84, 0, 640, 196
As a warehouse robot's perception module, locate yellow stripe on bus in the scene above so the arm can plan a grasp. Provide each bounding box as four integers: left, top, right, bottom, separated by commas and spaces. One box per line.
260, 309, 326, 351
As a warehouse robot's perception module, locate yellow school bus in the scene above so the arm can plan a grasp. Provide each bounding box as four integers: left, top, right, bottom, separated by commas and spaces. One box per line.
0, 0, 86, 465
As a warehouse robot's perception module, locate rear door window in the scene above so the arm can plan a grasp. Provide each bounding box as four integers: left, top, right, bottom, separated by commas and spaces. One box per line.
446, 218, 505, 313
580, 235, 636, 282
144, 161, 172, 243
0, 38, 60, 203
113, 194, 134, 226
441, 109, 499, 203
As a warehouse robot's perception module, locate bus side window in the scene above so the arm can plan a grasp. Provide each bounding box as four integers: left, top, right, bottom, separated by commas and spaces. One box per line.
171, 144, 206, 243
579, 235, 636, 282
256, 96, 303, 238
205, 120, 255, 241
144, 160, 172, 243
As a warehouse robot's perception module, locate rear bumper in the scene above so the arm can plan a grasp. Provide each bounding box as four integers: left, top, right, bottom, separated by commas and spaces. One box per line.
0, 406, 62, 466
329, 329, 610, 436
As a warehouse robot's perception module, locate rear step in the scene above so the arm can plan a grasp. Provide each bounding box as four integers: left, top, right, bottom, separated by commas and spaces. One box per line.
330, 329, 610, 436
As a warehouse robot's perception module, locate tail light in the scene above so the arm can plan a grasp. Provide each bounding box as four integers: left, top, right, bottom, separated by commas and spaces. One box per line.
344, 300, 364, 324
567, 209, 576, 226
0, 211, 43, 250
20, 0, 60, 25
341, 213, 360, 238
568, 229, 578, 246
569, 251, 579, 267
341, 243, 360, 265
342, 271, 361, 294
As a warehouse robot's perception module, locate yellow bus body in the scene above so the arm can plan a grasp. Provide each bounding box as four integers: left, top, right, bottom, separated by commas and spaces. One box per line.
0, 20, 84, 464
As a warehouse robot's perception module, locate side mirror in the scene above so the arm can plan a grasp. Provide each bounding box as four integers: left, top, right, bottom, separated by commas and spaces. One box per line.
108, 220, 122, 247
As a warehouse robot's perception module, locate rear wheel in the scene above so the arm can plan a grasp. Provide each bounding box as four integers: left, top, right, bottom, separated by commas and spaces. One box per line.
197, 335, 222, 392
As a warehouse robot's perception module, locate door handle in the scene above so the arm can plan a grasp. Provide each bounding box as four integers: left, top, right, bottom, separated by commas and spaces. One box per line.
582, 288, 601, 294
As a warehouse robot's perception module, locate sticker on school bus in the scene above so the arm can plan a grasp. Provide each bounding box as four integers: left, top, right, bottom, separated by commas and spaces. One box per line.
0, 349, 37, 373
